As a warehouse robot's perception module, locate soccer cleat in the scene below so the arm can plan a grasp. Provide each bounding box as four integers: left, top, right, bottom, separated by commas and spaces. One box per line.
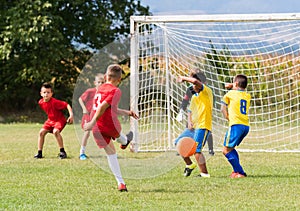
195, 173, 211, 178
120, 131, 133, 150
230, 172, 238, 178
58, 152, 67, 159
79, 154, 87, 160
200, 172, 211, 178
118, 183, 128, 192
230, 172, 247, 178
34, 154, 43, 159
209, 150, 215, 156
183, 162, 197, 177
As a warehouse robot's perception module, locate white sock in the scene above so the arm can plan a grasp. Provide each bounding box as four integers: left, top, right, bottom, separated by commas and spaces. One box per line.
116, 133, 127, 145
80, 146, 86, 155
107, 154, 125, 185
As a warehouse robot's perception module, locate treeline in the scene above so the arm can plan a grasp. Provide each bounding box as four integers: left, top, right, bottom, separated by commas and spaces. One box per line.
0, 0, 150, 121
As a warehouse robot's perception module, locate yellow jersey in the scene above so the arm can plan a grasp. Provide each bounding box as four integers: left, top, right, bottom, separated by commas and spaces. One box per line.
188, 85, 213, 131
222, 90, 251, 126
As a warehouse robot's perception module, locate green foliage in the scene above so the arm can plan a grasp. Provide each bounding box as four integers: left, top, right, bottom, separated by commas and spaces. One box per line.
204, 42, 300, 124
0, 0, 150, 111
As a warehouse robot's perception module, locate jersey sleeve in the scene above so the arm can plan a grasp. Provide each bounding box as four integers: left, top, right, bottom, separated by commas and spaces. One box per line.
222, 92, 230, 105
54, 98, 68, 110
104, 88, 122, 106
80, 90, 89, 103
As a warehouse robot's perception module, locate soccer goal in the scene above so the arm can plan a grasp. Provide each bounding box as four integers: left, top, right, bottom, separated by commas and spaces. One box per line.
130, 13, 300, 153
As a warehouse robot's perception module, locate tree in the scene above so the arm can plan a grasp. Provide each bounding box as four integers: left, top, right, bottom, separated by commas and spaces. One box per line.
0, 0, 150, 112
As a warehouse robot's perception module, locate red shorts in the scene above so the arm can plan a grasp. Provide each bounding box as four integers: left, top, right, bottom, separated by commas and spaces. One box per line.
92, 125, 120, 148
43, 119, 66, 133
81, 113, 91, 129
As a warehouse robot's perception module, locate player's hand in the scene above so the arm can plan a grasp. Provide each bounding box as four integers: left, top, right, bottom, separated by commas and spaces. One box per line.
188, 122, 193, 130
225, 83, 233, 90
177, 76, 184, 83
67, 116, 73, 124
84, 120, 93, 131
129, 110, 139, 120
176, 109, 184, 122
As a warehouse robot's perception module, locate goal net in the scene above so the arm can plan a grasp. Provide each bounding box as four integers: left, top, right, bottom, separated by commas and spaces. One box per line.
130, 13, 300, 153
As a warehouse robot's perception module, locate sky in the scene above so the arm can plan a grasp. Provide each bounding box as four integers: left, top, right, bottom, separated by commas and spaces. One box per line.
140, 0, 300, 15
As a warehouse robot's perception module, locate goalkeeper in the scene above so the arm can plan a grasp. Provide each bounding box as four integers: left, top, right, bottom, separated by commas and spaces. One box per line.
176, 69, 214, 155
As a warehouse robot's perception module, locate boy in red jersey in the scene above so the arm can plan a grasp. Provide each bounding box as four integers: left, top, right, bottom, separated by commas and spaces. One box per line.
34, 83, 73, 159
84, 64, 138, 192
78, 73, 134, 160
78, 73, 105, 160
221, 74, 251, 178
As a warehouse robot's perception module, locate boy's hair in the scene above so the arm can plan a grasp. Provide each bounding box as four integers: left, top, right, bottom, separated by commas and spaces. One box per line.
191, 68, 206, 83
96, 73, 105, 79
41, 82, 53, 90
106, 64, 123, 79
234, 74, 248, 89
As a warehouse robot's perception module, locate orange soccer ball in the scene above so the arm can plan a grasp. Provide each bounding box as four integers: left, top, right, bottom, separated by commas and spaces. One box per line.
176, 137, 197, 157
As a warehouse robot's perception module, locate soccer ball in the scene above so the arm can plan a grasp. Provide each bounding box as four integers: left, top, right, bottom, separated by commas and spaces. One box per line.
176, 137, 197, 157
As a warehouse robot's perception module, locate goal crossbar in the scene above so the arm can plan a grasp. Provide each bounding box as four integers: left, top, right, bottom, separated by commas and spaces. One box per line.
131, 13, 300, 25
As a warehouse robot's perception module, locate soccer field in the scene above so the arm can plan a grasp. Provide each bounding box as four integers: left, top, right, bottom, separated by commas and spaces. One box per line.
0, 124, 299, 210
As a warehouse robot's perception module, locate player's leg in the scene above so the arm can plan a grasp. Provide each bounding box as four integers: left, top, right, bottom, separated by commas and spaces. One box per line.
80, 114, 91, 160
194, 129, 210, 177
117, 131, 133, 150
34, 128, 49, 158
104, 140, 127, 192
53, 121, 67, 159
175, 129, 196, 176
194, 152, 210, 177
53, 128, 67, 159
207, 133, 214, 155
223, 125, 249, 178
174, 128, 195, 146
79, 131, 90, 160
182, 156, 197, 177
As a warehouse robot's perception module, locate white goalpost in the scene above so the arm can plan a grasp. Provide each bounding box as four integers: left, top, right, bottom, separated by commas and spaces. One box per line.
130, 13, 300, 153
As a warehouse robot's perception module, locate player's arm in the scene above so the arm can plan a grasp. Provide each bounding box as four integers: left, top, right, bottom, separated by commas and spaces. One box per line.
225, 83, 233, 90
84, 101, 110, 131
187, 110, 193, 130
176, 86, 193, 122
78, 97, 89, 114
66, 104, 74, 124
117, 108, 139, 119
221, 103, 229, 121
177, 76, 203, 90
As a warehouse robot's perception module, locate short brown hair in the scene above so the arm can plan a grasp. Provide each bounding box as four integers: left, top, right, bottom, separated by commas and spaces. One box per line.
106, 64, 123, 79
41, 82, 53, 90
234, 74, 248, 89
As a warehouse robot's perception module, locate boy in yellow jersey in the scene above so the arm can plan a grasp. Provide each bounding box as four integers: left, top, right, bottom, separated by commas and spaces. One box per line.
221, 74, 251, 178
177, 71, 213, 177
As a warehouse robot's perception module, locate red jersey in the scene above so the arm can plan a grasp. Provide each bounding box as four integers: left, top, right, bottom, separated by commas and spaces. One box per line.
39, 97, 68, 122
93, 83, 122, 139
80, 88, 96, 113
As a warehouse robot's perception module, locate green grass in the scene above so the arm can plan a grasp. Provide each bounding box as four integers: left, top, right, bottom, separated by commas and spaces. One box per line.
1, 124, 299, 210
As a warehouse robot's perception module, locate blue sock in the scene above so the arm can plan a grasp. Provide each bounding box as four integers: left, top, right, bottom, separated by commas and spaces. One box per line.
225, 149, 244, 174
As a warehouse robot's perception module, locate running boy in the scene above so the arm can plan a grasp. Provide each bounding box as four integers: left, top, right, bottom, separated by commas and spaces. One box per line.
84, 64, 138, 192
79, 73, 133, 160
177, 71, 213, 177
221, 74, 251, 178
34, 82, 73, 159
